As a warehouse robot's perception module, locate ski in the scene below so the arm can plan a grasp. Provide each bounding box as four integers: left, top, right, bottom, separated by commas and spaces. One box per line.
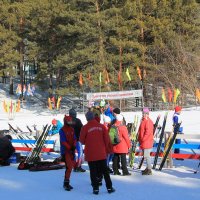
129, 115, 139, 168
26, 125, 33, 133
138, 114, 161, 169
18, 124, 51, 170
29, 162, 65, 171
194, 161, 200, 174
159, 123, 181, 170
152, 112, 168, 169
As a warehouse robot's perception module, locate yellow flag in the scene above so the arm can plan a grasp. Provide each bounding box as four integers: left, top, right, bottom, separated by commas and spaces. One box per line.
173, 88, 181, 103
126, 68, 131, 81
161, 88, 167, 103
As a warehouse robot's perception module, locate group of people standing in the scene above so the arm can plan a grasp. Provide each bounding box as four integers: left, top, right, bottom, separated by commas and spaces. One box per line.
56, 101, 156, 194
0, 101, 183, 195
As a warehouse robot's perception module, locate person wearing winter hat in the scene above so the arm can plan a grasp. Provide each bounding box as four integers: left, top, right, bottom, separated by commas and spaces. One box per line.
69, 108, 77, 118
102, 115, 114, 174
59, 115, 76, 191
48, 118, 63, 135
113, 107, 121, 115
138, 107, 154, 175
112, 114, 131, 176
173, 106, 183, 157
80, 111, 115, 195
111, 107, 126, 125
69, 108, 86, 172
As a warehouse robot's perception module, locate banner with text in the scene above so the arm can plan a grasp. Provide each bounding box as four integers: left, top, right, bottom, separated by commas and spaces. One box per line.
86, 90, 143, 100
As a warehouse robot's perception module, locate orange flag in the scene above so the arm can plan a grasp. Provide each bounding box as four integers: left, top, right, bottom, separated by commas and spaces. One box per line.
118, 71, 122, 87
196, 88, 200, 102
104, 69, 110, 84
87, 73, 92, 87
168, 88, 173, 102
79, 73, 83, 86
137, 66, 142, 80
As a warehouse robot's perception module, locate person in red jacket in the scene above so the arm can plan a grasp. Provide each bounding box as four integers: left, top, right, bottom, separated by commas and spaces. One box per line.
59, 115, 76, 191
80, 111, 115, 195
138, 107, 154, 175
112, 114, 131, 176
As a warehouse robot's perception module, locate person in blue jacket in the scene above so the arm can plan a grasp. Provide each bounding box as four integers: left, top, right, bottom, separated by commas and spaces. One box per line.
104, 103, 115, 122
48, 119, 63, 135
173, 106, 183, 157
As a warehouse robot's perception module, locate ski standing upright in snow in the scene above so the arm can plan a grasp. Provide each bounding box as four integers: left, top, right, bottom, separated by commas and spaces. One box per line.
152, 112, 168, 169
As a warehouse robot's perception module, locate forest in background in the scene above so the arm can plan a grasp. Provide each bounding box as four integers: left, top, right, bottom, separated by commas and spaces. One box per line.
0, 0, 200, 108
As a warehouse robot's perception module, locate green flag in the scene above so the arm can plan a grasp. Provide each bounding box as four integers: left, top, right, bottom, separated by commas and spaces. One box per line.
99, 72, 102, 83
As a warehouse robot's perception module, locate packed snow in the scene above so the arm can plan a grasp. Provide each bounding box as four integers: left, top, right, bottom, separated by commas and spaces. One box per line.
0, 96, 200, 200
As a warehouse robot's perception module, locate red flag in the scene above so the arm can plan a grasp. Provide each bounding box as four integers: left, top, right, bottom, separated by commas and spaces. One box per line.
168, 88, 173, 102
79, 73, 83, 86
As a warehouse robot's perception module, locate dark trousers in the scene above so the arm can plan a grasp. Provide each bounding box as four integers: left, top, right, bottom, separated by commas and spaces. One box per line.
174, 139, 181, 154
113, 153, 129, 174
88, 159, 112, 190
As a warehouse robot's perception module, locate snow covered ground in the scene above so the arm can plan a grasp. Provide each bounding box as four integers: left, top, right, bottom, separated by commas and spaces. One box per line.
1, 94, 200, 200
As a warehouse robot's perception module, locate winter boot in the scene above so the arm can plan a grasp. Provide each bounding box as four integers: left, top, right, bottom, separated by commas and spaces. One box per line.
77, 166, 86, 172
142, 169, 152, 175
107, 187, 116, 194
63, 179, 73, 191
93, 187, 99, 195
107, 167, 113, 173
113, 170, 121, 175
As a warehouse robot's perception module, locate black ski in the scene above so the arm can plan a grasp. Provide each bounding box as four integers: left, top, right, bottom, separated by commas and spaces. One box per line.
194, 161, 200, 174
152, 112, 168, 169
159, 123, 181, 170
138, 114, 161, 169
18, 124, 51, 170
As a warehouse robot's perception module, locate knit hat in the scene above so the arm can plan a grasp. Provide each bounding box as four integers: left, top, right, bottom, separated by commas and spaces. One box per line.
113, 107, 121, 114
116, 114, 123, 122
52, 119, 57, 125
142, 107, 150, 114
104, 115, 111, 123
85, 111, 95, 121
69, 108, 77, 118
174, 106, 182, 113
64, 115, 72, 125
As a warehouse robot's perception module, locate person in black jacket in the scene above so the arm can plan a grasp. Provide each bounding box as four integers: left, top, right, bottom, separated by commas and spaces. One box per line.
0, 135, 15, 166
69, 108, 86, 172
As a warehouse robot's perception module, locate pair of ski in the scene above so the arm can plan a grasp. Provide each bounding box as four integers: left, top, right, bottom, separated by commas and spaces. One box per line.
137, 114, 162, 169
18, 124, 65, 171
139, 111, 181, 171
18, 124, 51, 170
129, 115, 139, 168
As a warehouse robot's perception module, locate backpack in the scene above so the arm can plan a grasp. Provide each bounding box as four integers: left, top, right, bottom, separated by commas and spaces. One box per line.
109, 125, 121, 145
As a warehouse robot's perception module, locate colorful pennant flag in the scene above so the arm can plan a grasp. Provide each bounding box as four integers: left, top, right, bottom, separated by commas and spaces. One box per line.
161, 88, 167, 103
173, 88, 181, 103
126, 68, 131, 81
168, 88, 173, 103
79, 73, 83, 86
137, 66, 142, 80
196, 88, 200, 102
118, 71, 122, 87
99, 72, 102, 83
105, 69, 110, 84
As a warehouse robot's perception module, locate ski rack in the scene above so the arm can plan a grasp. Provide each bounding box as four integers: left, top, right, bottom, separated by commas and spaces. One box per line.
18, 124, 51, 170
